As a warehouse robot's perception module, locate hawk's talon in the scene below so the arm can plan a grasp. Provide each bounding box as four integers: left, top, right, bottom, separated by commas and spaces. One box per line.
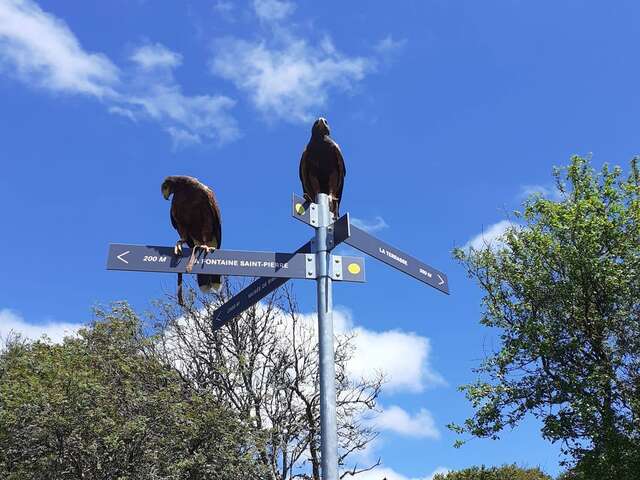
174, 241, 185, 256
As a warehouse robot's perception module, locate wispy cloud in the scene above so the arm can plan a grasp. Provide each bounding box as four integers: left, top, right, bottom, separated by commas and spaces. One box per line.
351, 215, 389, 233
369, 405, 440, 439
253, 0, 295, 22
212, 34, 371, 122
210, 0, 377, 123
130, 42, 182, 70
462, 220, 518, 252
125, 42, 239, 146
165, 126, 203, 149
0, 0, 118, 97
519, 184, 563, 201
0, 308, 80, 344
0, 1, 238, 147
375, 34, 407, 56
213, 1, 235, 17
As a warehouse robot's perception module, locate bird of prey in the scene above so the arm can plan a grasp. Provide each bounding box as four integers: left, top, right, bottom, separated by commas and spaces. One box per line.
161, 176, 222, 305
299, 117, 346, 216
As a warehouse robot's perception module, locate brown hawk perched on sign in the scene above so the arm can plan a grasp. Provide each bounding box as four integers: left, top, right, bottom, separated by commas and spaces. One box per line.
161, 175, 222, 304
299, 117, 346, 216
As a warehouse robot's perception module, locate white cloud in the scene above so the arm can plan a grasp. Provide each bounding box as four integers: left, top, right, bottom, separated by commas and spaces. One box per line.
130, 42, 182, 70
351, 216, 389, 233
462, 220, 518, 252
205, 305, 443, 394
211, 34, 372, 122
371, 405, 440, 439
0, 2, 238, 147
253, 0, 295, 22
353, 466, 450, 480
126, 75, 239, 146
334, 309, 445, 393
0, 309, 80, 344
375, 34, 407, 55
262, 307, 445, 393
0, 0, 119, 97
519, 184, 563, 201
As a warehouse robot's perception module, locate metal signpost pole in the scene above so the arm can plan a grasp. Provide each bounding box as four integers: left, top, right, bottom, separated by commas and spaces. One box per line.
315, 193, 338, 480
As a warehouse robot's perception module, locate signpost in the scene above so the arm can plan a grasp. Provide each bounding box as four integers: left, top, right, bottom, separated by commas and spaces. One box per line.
107, 192, 448, 480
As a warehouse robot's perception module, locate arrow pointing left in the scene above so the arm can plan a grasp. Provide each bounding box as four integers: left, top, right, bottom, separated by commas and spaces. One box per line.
117, 251, 130, 264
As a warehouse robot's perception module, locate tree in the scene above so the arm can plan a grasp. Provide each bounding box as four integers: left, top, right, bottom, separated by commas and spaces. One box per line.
154, 284, 384, 480
0, 303, 267, 480
452, 156, 640, 478
433, 464, 551, 480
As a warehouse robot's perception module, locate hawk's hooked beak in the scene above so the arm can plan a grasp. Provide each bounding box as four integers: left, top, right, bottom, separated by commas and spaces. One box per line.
162, 186, 171, 200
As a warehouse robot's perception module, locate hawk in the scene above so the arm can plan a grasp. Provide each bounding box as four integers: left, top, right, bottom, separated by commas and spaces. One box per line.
299, 117, 346, 216
161, 176, 222, 305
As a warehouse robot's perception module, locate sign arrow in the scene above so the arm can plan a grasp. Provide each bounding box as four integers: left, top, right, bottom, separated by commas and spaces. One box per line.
117, 251, 130, 264
344, 225, 449, 294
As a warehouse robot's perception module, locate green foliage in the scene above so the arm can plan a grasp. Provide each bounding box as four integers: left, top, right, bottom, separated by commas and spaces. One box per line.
433, 464, 551, 480
453, 156, 640, 479
0, 303, 266, 480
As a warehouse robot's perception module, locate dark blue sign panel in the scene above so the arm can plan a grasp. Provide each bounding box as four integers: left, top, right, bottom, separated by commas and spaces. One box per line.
331, 213, 351, 247
344, 226, 449, 294
107, 244, 312, 279
211, 240, 313, 330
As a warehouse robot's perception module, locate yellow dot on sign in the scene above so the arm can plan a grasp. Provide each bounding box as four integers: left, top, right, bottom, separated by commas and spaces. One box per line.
348, 263, 361, 275
295, 203, 305, 215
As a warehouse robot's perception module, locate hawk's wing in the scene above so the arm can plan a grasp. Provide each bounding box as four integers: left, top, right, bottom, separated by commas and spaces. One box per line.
203, 186, 222, 248
170, 208, 179, 231
299, 147, 311, 197
329, 138, 346, 203
331, 139, 346, 178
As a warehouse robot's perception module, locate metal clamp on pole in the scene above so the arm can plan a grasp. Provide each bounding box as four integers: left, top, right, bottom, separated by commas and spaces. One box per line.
315, 193, 338, 480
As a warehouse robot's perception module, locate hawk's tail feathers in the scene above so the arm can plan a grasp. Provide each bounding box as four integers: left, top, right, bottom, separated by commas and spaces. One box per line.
197, 274, 222, 293
177, 273, 184, 306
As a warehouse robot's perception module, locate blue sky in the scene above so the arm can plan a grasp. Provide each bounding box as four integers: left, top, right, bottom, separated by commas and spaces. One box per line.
1, 0, 639, 478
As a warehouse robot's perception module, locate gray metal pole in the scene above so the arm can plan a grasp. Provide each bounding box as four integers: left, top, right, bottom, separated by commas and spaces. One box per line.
315, 193, 338, 480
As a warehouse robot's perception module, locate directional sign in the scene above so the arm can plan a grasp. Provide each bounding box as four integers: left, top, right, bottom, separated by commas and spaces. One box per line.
293, 193, 351, 249
211, 240, 313, 330
212, 276, 286, 330
344, 226, 449, 294
107, 244, 314, 280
